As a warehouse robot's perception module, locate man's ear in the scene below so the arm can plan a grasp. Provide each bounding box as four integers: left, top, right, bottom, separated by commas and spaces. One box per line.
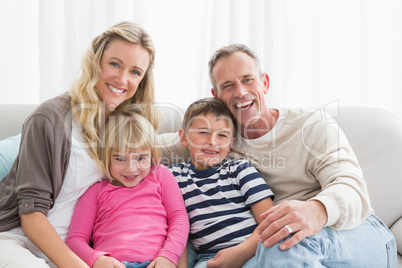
262, 73, 270, 94
179, 129, 188, 146
211, 88, 219, 99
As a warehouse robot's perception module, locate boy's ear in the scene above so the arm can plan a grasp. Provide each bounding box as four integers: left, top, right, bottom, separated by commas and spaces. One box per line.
230, 137, 235, 148
179, 129, 189, 146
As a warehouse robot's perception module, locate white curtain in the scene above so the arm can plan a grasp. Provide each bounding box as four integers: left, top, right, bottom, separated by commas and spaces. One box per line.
1, 0, 401, 115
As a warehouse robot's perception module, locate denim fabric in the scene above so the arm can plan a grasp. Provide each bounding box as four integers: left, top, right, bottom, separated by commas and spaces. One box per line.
256, 214, 397, 267
194, 253, 257, 268
122, 260, 151, 268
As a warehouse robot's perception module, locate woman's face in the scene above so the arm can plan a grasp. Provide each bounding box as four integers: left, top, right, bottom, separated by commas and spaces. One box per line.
96, 38, 150, 114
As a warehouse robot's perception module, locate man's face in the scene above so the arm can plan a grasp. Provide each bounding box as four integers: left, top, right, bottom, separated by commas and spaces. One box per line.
211, 52, 269, 129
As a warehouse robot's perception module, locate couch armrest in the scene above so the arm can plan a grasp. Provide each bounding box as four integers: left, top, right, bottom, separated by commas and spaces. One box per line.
391, 217, 402, 255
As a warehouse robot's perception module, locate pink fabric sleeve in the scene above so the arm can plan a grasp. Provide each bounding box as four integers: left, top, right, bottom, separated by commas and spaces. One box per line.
65, 181, 110, 266
156, 165, 190, 264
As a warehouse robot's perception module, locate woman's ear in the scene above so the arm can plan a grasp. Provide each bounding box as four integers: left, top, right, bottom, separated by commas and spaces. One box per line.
179, 129, 188, 146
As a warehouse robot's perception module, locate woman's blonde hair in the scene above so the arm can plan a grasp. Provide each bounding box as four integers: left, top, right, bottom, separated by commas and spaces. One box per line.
100, 109, 161, 182
69, 21, 159, 166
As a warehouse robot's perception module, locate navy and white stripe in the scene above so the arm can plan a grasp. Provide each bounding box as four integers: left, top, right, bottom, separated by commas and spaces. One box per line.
169, 158, 274, 254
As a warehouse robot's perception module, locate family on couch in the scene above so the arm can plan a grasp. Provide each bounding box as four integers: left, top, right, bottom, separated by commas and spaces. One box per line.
0, 21, 396, 267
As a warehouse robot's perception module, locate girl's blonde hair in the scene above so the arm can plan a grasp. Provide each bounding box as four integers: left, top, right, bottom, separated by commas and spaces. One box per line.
69, 21, 159, 167
100, 109, 161, 182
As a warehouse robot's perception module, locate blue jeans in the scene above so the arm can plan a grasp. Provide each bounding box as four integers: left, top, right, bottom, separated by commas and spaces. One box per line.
194, 253, 257, 268
256, 214, 397, 267
122, 260, 151, 268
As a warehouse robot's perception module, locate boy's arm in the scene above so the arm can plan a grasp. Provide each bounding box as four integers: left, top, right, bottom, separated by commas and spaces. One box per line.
206, 197, 274, 268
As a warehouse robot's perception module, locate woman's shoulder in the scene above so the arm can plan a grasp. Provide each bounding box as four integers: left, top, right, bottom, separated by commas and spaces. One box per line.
32, 93, 72, 119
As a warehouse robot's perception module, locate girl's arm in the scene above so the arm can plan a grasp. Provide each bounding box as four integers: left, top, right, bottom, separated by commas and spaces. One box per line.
159, 166, 190, 266
206, 197, 274, 268
21, 212, 89, 268
65, 183, 110, 267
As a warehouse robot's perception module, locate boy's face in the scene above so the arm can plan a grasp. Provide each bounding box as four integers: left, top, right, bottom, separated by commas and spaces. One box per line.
180, 113, 235, 170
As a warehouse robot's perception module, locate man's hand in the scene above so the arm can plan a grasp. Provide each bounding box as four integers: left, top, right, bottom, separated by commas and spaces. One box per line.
93, 256, 125, 268
257, 200, 328, 250
147, 256, 175, 268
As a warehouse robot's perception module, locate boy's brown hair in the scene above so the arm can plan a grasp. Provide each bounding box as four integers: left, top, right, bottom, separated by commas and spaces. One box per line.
182, 97, 237, 135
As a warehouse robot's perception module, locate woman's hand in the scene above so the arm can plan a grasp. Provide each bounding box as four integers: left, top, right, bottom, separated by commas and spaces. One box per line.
92, 256, 125, 268
147, 256, 175, 268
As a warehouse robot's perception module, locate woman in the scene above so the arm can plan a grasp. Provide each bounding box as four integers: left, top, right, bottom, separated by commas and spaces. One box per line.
0, 21, 159, 268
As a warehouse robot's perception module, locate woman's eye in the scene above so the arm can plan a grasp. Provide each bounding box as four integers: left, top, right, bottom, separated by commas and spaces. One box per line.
131, 70, 141, 76
110, 62, 119, 68
115, 157, 125, 162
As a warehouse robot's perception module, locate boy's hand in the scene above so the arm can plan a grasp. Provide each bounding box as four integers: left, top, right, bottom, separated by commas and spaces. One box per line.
206, 246, 248, 268
147, 256, 175, 268
93, 256, 125, 268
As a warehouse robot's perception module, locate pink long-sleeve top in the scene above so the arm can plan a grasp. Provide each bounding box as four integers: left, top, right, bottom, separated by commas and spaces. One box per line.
66, 165, 189, 267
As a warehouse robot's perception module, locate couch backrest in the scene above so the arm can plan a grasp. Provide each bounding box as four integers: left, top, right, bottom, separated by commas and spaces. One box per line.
1, 104, 402, 230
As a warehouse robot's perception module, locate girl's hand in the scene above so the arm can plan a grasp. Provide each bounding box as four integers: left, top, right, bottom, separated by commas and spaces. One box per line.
147, 256, 175, 268
93, 256, 125, 268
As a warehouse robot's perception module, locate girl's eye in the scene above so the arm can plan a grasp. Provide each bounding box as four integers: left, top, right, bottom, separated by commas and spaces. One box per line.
115, 157, 125, 162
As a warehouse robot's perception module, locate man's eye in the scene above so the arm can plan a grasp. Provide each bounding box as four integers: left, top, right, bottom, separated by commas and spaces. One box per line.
218, 134, 228, 138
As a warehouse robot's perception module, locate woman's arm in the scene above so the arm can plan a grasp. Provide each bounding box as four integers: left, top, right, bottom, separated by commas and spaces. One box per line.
21, 212, 89, 268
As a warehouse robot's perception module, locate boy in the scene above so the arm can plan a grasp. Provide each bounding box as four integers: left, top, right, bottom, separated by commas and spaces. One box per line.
169, 98, 275, 268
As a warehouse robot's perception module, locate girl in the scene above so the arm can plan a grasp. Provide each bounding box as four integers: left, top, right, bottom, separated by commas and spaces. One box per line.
0, 21, 159, 267
66, 110, 189, 268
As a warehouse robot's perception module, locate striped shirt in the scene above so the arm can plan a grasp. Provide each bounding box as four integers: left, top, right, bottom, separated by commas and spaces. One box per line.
169, 158, 274, 254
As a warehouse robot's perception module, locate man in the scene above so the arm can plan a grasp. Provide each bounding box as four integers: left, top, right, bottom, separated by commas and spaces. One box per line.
207, 44, 396, 267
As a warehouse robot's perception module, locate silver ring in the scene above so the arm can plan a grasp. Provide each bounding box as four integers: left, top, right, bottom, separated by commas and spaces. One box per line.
284, 224, 293, 234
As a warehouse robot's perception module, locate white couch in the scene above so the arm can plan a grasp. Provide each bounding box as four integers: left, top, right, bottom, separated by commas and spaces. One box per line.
1, 103, 402, 266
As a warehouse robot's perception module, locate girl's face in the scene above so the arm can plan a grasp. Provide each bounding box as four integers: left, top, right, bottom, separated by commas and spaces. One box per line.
96, 38, 150, 116
110, 148, 152, 187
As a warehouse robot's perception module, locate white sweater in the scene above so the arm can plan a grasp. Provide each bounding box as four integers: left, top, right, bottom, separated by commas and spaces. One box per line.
159, 108, 372, 230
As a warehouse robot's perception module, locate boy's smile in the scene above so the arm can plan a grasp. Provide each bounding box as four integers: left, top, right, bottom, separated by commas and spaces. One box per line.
180, 113, 235, 170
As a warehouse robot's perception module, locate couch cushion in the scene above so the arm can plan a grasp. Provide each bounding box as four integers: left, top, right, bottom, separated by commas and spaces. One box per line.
0, 134, 21, 180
